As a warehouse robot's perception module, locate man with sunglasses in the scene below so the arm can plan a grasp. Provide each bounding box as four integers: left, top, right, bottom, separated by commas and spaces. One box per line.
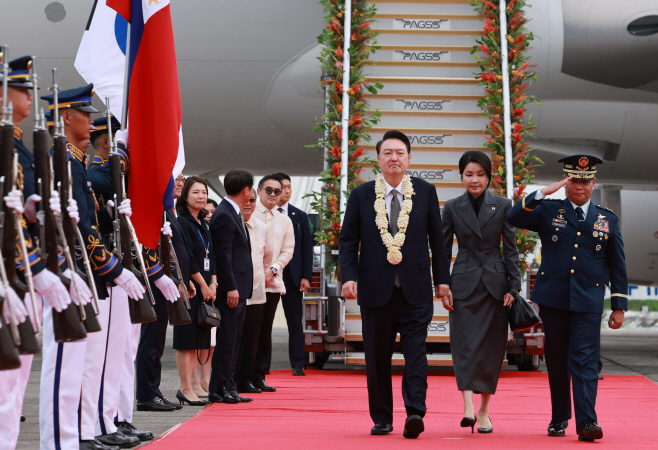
250, 175, 294, 391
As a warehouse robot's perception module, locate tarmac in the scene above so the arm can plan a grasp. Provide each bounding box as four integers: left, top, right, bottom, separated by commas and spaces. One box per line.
15, 327, 658, 449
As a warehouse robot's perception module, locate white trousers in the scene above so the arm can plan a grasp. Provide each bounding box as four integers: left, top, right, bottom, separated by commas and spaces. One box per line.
39, 303, 87, 450
117, 323, 140, 423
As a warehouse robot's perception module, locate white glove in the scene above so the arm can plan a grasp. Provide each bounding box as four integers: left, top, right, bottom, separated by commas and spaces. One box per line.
5, 189, 26, 215
1, 284, 28, 325
161, 221, 173, 237
49, 190, 62, 215
118, 199, 132, 217
114, 268, 145, 300
33, 270, 72, 312
66, 199, 80, 224
62, 268, 92, 306
154, 275, 179, 303
115, 127, 128, 146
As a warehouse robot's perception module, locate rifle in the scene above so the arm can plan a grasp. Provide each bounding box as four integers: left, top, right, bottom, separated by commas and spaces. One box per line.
160, 212, 191, 325
0, 45, 22, 369
105, 99, 156, 323
0, 45, 40, 354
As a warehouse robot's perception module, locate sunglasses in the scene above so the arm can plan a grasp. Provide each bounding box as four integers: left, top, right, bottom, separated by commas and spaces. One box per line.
249, 198, 257, 203
263, 187, 282, 196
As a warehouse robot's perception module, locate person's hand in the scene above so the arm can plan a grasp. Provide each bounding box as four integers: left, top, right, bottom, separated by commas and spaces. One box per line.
300, 278, 310, 293
437, 284, 450, 299
161, 221, 173, 237
115, 127, 128, 146
201, 283, 213, 301
265, 269, 275, 285
33, 270, 72, 312
114, 269, 145, 300
118, 199, 132, 217
209, 282, 217, 300
62, 268, 92, 305
441, 293, 454, 312
24, 193, 40, 221
503, 292, 515, 307
66, 199, 80, 224
155, 275, 179, 303
1, 284, 28, 325
227, 289, 239, 308
49, 190, 62, 215
342, 281, 357, 299
609, 309, 624, 329
540, 177, 572, 197
188, 280, 196, 298
5, 189, 26, 216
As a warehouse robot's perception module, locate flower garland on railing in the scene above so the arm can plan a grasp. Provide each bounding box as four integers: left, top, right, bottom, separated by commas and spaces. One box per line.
471, 0, 542, 275
306, 0, 382, 275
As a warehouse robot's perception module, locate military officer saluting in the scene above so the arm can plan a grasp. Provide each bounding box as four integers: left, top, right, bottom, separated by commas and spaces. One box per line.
507, 154, 628, 442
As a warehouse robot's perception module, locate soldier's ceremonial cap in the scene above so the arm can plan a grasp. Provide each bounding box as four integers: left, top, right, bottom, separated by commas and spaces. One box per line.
41, 83, 98, 113
2, 56, 35, 88
557, 154, 603, 180
91, 116, 120, 133
44, 112, 54, 127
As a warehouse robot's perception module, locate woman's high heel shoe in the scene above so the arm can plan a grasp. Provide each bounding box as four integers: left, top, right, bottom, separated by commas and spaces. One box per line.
176, 389, 210, 406
460, 415, 477, 434
477, 417, 493, 434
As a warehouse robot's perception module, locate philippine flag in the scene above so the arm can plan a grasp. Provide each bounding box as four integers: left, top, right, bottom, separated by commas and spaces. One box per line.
76, 0, 184, 249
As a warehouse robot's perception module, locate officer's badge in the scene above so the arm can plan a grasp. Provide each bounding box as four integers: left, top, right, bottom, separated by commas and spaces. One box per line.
552, 235, 558, 242
593, 217, 609, 233
579, 157, 589, 167
596, 245, 601, 251
604, 234, 608, 240
593, 231, 599, 238
559, 209, 565, 214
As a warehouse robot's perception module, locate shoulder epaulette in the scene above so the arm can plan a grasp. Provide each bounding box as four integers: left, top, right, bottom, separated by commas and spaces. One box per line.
597, 205, 618, 216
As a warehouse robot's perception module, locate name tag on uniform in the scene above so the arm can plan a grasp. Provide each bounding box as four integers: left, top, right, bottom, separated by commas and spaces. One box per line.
204, 257, 210, 271
551, 220, 566, 228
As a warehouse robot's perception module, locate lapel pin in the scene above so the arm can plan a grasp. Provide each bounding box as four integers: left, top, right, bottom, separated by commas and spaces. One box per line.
292, 212, 295, 215
492, 206, 496, 210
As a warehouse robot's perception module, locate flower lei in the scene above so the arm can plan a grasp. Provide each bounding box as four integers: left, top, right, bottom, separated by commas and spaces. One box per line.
374, 175, 414, 265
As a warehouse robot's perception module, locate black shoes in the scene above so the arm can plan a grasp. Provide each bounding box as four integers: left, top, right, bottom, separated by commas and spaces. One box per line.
161, 395, 184, 410
477, 416, 493, 434
80, 439, 119, 450
577, 419, 603, 441
115, 421, 154, 442
176, 390, 210, 406
460, 415, 477, 434
136, 397, 176, 412
293, 367, 305, 376
254, 379, 276, 392
20, 415, 25, 422
547, 420, 568, 436
403, 415, 424, 439
238, 381, 262, 394
598, 373, 604, 380
209, 387, 240, 404
370, 423, 393, 435
96, 431, 139, 448
229, 389, 253, 402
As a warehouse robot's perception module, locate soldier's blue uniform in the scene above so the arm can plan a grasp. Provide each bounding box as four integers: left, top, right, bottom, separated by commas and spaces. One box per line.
507, 154, 628, 440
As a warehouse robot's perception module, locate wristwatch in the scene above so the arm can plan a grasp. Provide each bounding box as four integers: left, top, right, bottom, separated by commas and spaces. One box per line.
270, 267, 278, 276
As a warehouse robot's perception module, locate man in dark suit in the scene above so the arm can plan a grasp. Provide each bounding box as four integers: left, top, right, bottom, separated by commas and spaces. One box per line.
507, 155, 628, 442
273, 173, 314, 375
208, 169, 255, 404
339, 130, 451, 439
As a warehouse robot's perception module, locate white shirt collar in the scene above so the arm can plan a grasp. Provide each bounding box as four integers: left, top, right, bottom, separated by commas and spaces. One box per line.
569, 199, 591, 218
224, 197, 241, 216
383, 177, 404, 198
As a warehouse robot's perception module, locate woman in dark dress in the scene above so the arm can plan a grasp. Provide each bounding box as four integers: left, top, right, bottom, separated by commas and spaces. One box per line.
442, 151, 522, 433
174, 176, 218, 405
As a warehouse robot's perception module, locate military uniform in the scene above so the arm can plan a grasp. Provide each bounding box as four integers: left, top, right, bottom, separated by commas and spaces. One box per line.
507, 154, 628, 440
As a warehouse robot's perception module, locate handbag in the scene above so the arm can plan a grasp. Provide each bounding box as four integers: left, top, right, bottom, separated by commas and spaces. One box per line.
198, 301, 221, 328
508, 289, 540, 332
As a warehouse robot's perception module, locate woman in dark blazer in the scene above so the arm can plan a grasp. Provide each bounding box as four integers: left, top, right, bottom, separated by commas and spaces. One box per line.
442, 150, 521, 434
174, 176, 217, 406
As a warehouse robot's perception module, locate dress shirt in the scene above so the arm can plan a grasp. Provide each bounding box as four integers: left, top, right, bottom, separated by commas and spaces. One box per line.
277, 202, 289, 216
534, 190, 591, 217
246, 216, 267, 305
383, 177, 404, 216
254, 202, 295, 294
224, 196, 242, 216
468, 192, 485, 217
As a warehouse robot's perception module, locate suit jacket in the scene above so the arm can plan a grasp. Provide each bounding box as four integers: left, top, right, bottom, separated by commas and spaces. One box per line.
210, 199, 253, 299
339, 177, 451, 307
283, 204, 314, 288
442, 190, 521, 300
507, 190, 628, 313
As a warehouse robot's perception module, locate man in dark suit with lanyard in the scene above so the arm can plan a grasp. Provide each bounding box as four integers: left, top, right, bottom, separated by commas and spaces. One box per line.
208, 169, 255, 404
507, 155, 628, 442
339, 130, 451, 439
272, 173, 313, 376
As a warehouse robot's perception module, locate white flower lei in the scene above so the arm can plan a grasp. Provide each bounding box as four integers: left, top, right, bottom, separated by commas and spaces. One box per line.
374, 174, 414, 265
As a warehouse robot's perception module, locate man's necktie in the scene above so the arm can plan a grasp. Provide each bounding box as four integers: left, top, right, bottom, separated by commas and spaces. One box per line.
239, 212, 248, 236
278, 207, 284, 214
575, 206, 585, 221
390, 189, 401, 287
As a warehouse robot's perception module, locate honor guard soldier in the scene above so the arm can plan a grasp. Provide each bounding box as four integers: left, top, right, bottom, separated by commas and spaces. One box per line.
41, 84, 145, 450
507, 154, 628, 442
0, 55, 79, 450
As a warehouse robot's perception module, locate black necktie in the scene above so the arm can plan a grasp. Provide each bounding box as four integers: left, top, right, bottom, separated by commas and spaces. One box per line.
575, 206, 585, 221
390, 189, 400, 235
278, 207, 284, 214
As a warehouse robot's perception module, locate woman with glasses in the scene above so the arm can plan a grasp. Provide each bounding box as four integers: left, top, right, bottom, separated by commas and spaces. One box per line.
173, 176, 217, 406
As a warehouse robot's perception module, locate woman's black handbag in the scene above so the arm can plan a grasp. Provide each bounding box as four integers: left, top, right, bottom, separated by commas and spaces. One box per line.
198, 301, 221, 328
508, 289, 540, 332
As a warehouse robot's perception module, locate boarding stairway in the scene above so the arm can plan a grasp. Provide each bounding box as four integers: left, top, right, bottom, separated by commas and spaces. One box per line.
344, 0, 489, 367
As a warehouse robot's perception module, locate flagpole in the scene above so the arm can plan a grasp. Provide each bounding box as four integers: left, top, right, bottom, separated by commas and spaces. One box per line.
120, 23, 131, 133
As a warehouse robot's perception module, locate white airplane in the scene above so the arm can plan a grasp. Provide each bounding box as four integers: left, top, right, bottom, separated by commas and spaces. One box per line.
2, 0, 656, 286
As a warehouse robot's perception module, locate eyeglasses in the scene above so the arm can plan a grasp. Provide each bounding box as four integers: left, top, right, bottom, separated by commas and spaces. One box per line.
263, 187, 282, 196
175, 177, 185, 184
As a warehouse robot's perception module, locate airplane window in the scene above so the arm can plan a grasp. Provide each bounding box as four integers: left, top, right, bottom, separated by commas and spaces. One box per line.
628, 16, 658, 36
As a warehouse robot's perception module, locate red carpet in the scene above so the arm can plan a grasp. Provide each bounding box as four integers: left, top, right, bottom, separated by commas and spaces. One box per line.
145, 369, 658, 449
